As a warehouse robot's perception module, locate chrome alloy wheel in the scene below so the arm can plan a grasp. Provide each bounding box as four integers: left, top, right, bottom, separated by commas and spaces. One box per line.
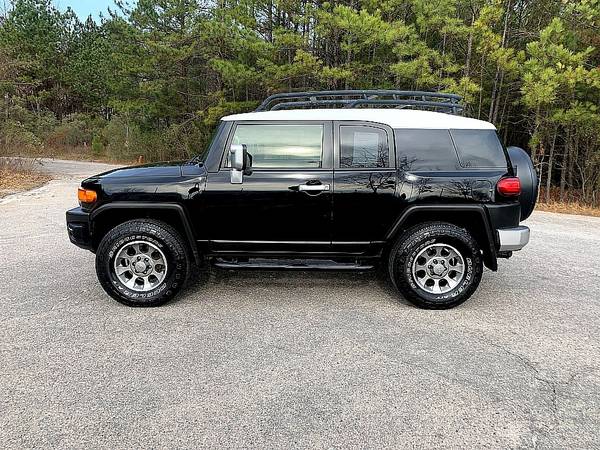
113, 240, 168, 292
411, 244, 465, 294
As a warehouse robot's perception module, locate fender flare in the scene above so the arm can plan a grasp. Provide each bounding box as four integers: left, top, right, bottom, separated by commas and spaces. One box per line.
90, 202, 200, 265
385, 204, 497, 271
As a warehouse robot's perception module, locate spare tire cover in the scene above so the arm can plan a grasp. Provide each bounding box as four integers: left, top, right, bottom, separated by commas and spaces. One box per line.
507, 146, 538, 221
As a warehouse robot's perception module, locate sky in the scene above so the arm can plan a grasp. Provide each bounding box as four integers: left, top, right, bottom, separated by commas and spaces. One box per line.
53, 0, 134, 21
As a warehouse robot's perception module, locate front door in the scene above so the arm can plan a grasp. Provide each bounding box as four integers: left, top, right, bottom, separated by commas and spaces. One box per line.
203, 121, 334, 252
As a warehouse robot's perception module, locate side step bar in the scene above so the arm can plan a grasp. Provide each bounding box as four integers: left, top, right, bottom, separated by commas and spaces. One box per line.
213, 258, 375, 271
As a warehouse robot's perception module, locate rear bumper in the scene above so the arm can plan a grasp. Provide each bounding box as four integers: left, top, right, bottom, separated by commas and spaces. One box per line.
66, 207, 93, 250
497, 226, 530, 251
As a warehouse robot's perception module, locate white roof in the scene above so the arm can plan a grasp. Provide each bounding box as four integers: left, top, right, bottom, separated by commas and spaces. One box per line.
222, 109, 495, 130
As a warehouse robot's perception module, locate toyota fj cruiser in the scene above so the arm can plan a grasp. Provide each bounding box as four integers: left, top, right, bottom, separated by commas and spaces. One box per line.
66, 90, 536, 309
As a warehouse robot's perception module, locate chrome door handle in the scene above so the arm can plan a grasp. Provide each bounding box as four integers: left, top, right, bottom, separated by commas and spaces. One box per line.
298, 183, 330, 192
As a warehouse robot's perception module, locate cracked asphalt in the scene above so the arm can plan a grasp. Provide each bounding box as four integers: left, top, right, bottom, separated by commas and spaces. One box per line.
1, 159, 599, 449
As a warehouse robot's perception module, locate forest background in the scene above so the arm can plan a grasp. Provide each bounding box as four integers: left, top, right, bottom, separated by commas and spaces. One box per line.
0, 0, 599, 206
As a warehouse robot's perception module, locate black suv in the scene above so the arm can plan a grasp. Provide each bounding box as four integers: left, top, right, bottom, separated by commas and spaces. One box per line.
66, 90, 537, 309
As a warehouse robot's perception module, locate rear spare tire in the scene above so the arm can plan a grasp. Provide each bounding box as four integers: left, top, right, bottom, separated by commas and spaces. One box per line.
507, 146, 538, 220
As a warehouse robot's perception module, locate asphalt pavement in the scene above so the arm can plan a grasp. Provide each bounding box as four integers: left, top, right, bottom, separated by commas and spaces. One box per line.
0, 159, 599, 449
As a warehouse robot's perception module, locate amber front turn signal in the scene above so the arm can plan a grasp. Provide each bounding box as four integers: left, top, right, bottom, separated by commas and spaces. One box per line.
78, 187, 97, 204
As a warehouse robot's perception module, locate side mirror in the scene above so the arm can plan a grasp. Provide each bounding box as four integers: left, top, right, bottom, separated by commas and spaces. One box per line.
230, 144, 252, 184
230, 144, 245, 170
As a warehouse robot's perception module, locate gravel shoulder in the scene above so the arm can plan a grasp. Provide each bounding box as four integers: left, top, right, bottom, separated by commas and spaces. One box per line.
0, 160, 599, 449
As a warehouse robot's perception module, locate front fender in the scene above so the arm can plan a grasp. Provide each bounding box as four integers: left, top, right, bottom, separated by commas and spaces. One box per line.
90, 202, 200, 265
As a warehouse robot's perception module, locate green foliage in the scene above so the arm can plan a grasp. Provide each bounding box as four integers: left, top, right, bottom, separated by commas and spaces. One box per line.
0, 0, 599, 203
202, 98, 259, 128
0, 120, 43, 154
101, 116, 141, 160
46, 114, 94, 147
91, 135, 104, 157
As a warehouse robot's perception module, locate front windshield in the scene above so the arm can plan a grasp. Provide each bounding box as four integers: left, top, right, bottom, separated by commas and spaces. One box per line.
189, 122, 224, 164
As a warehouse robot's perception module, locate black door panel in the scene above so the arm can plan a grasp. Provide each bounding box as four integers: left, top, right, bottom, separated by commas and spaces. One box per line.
332, 169, 399, 243
204, 170, 333, 246
332, 122, 400, 244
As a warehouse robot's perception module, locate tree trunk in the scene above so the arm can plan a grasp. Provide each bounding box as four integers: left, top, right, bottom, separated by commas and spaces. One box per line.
498, 86, 510, 135
545, 129, 557, 203
560, 127, 569, 201
464, 12, 475, 79
531, 105, 541, 164
477, 53, 485, 120
439, 32, 447, 90
566, 133, 577, 200
488, 0, 511, 122
344, 36, 352, 90
492, 70, 505, 124
267, 0, 273, 42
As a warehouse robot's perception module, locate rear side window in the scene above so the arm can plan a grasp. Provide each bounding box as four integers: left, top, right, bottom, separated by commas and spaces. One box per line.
340, 125, 390, 168
394, 129, 458, 171
229, 124, 323, 168
450, 129, 507, 168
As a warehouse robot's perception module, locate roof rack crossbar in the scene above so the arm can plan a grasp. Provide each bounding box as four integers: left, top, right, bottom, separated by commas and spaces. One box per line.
256, 89, 463, 114
269, 98, 463, 113
346, 99, 463, 114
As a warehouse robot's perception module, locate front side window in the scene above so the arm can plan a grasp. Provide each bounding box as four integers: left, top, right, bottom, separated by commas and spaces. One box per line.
340, 126, 390, 168
228, 124, 323, 169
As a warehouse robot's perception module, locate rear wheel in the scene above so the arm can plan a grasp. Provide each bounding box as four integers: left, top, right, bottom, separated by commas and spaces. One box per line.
388, 222, 483, 309
96, 219, 191, 306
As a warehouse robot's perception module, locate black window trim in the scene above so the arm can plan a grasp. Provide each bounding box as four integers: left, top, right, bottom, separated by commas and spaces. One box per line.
220, 120, 334, 171
333, 121, 396, 171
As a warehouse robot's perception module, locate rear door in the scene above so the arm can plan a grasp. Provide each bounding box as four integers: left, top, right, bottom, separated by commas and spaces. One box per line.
332, 121, 398, 248
203, 121, 334, 252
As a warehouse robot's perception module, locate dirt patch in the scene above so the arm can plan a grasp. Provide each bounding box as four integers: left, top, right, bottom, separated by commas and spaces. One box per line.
0, 158, 52, 198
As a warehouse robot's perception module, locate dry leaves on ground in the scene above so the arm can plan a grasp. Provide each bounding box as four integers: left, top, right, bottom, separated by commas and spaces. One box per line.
537, 202, 600, 218
0, 158, 52, 198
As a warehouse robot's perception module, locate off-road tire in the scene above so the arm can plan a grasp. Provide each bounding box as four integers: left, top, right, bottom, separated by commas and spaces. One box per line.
388, 222, 483, 309
96, 219, 191, 307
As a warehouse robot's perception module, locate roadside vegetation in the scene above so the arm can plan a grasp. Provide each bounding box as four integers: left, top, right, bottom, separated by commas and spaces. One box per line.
0, 157, 51, 198
537, 188, 600, 217
0, 0, 599, 213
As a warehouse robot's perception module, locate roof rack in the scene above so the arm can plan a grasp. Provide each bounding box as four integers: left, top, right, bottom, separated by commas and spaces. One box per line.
255, 90, 464, 115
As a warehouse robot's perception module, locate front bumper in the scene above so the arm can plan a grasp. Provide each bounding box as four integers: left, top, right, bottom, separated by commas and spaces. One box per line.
66, 207, 93, 250
497, 226, 530, 251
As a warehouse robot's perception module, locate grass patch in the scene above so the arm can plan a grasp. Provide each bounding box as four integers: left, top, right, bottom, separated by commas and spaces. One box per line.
0, 158, 52, 198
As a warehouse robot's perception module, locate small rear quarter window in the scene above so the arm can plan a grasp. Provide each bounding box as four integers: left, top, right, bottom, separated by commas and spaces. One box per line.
450, 129, 507, 168
394, 129, 459, 171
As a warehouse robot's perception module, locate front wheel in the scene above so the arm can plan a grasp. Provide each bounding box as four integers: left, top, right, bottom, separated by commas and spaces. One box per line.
388, 222, 483, 309
95, 219, 191, 306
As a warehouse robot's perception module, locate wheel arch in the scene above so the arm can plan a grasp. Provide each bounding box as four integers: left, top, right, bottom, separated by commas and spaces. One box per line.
385, 205, 497, 271
90, 202, 200, 265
